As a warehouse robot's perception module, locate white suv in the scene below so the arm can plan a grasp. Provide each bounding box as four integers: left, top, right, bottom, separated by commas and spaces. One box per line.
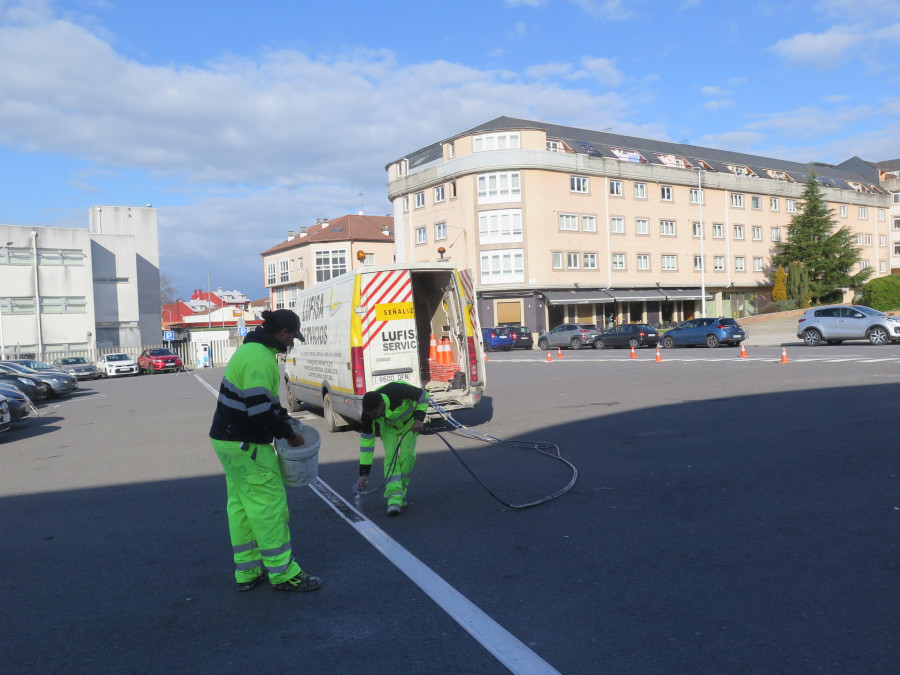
796, 304, 900, 345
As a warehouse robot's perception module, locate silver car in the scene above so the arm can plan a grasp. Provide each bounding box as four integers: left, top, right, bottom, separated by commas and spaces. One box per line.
52, 356, 100, 380
797, 304, 900, 345
536, 323, 602, 350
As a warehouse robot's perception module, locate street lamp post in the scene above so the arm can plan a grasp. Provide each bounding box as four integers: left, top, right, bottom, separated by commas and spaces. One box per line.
443, 224, 470, 267
697, 168, 707, 318
0, 240, 13, 360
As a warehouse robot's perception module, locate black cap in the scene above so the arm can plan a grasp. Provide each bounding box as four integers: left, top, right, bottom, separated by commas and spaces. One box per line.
263, 309, 305, 342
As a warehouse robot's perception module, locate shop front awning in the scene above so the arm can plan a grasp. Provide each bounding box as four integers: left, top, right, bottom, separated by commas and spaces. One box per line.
662, 289, 714, 301
541, 290, 614, 305
605, 289, 666, 302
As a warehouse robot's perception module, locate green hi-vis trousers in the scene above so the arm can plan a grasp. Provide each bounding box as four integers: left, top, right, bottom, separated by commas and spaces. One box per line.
211, 439, 302, 585
380, 420, 419, 507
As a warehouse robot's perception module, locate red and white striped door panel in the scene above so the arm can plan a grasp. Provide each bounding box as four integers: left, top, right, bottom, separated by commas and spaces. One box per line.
361, 269, 413, 350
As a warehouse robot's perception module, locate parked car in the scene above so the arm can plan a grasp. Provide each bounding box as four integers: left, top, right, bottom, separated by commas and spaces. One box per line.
0, 368, 48, 401
137, 348, 184, 374
0, 395, 10, 433
0, 362, 77, 397
660, 318, 746, 348
537, 324, 602, 351
51, 356, 100, 380
481, 327, 515, 352
594, 323, 659, 349
97, 353, 139, 377
796, 304, 900, 346
500, 325, 534, 350
8, 358, 66, 373
0, 382, 33, 424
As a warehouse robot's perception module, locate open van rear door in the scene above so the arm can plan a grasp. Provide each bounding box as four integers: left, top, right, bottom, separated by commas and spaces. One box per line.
360, 268, 421, 389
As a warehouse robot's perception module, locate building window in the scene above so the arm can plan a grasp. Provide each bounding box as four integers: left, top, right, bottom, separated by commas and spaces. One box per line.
610, 217, 625, 234
878, 209, 885, 222
479, 209, 523, 244
449, 181, 457, 199
752, 226, 762, 241
559, 214, 579, 231
894, 217, 900, 231
880, 260, 887, 272
895, 242, 900, 256
636, 218, 649, 235
712, 223, 724, 239
552, 252, 563, 269
840, 205, 848, 218
786, 199, 797, 212
660, 185, 673, 201
859, 207, 868, 219
860, 260, 870, 270
770, 197, 779, 211
731, 193, 744, 208
266, 261, 276, 286
661, 255, 677, 271
567, 252, 580, 269
447, 142, 455, 158
315, 250, 348, 282
297, 257, 304, 270
751, 195, 761, 210
434, 185, 445, 203
570, 176, 590, 193
714, 256, 725, 271
403, 195, 410, 212
288, 285, 299, 308
0, 297, 35, 314
735, 256, 745, 271
36, 249, 86, 266
856, 234, 863, 246
692, 221, 702, 238
435, 222, 447, 241
473, 132, 521, 152
40, 296, 87, 314
753, 257, 763, 272
274, 287, 284, 309
690, 188, 704, 204
734, 225, 744, 240
866, 234, 872, 246
582, 215, 597, 232
660, 220, 675, 236
414, 191, 425, 208
358, 253, 375, 267
584, 253, 598, 270
612, 253, 626, 270
0, 247, 32, 266
771, 227, 781, 242
416, 227, 427, 244
880, 235, 887, 247
279, 258, 289, 283
477, 171, 521, 204
547, 140, 562, 152
609, 180, 623, 196
637, 254, 650, 270
893, 192, 900, 204
634, 183, 646, 199
693, 255, 703, 271
480, 249, 524, 284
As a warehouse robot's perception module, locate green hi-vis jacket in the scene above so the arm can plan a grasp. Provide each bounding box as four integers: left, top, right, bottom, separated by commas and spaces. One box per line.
359, 381, 429, 477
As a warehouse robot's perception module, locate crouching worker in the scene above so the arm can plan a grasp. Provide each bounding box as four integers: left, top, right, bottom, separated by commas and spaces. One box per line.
355, 381, 429, 516
209, 309, 322, 593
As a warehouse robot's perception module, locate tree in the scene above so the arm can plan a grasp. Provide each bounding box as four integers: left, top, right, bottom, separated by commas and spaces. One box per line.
772, 265, 787, 303
770, 168, 872, 304
786, 261, 810, 308
160, 272, 178, 305
860, 275, 900, 312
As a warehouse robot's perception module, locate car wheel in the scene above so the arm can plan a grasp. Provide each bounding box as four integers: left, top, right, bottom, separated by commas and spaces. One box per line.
629, 338, 640, 348
867, 326, 889, 345
705, 334, 720, 348
593, 339, 604, 350
323, 392, 342, 433
538, 339, 549, 350
33, 384, 50, 401
802, 328, 822, 346
482, 342, 491, 353
662, 335, 675, 349
503, 346, 512, 351
570, 338, 581, 350
286, 381, 302, 412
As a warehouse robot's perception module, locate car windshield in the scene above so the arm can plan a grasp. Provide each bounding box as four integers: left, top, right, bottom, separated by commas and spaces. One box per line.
148, 349, 175, 356
0, 363, 36, 374
495, 328, 509, 336
60, 357, 88, 365
107, 354, 130, 362
517, 326, 530, 333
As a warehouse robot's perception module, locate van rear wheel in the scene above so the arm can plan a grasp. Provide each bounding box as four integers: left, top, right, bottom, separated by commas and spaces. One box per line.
286, 380, 302, 412
323, 392, 342, 433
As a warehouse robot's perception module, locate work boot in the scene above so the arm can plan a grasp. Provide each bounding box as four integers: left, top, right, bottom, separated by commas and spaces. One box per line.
273, 571, 322, 593
387, 503, 402, 516
236, 573, 266, 592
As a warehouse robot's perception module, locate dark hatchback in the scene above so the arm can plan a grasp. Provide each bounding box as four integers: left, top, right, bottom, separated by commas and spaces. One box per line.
594, 323, 659, 349
504, 325, 534, 350
660, 317, 746, 348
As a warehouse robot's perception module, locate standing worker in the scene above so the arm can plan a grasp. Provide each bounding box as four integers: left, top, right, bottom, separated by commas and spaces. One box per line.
209, 309, 322, 593
355, 381, 429, 516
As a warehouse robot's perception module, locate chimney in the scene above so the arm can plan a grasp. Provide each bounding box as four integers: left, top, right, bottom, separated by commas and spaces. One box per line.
287, 230, 295, 241
299, 226, 308, 237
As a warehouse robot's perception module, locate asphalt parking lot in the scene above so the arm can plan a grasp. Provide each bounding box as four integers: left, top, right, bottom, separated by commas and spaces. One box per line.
2, 349, 900, 673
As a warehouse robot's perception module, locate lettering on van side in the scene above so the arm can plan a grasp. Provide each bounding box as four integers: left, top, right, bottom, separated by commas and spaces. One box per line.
299, 293, 325, 323
381, 329, 417, 352
301, 324, 328, 345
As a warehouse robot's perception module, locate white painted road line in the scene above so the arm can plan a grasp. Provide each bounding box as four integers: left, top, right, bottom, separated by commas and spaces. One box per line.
191, 370, 561, 675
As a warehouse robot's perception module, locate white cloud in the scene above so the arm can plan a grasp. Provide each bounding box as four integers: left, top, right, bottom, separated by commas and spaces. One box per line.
506, 0, 544, 5
700, 85, 728, 96
568, 0, 633, 20
816, 0, 900, 21
579, 57, 624, 86
703, 99, 734, 110
525, 61, 574, 80
769, 25, 863, 67
698, 131, 764, 152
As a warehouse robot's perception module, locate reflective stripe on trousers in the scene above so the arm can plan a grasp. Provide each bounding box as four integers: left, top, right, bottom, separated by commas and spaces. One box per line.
211, 438, 303, 584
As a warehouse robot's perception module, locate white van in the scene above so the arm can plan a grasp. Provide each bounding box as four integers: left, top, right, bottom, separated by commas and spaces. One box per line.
283, 263, 485, 431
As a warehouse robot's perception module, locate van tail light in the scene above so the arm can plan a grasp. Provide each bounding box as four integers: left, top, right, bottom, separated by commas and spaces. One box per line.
350, 346, 366, 395
467, 336, 478, 382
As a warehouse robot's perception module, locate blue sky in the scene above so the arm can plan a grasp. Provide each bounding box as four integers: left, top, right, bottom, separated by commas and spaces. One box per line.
1, 0, 898, 300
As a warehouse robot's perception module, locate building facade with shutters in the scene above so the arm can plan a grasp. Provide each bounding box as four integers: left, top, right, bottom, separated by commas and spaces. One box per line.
385, 116, 896, 333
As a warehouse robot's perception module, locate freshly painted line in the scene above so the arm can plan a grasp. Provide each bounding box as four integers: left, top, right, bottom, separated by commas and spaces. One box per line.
192, 370, 560, 675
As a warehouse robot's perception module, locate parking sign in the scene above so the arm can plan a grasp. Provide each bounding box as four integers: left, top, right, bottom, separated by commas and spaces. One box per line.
238, 326, 248, 336
163, 330, 175, 341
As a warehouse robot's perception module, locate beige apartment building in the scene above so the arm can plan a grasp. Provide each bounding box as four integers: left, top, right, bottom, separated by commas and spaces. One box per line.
386, 116, 898, 333
261, 213, 394, 310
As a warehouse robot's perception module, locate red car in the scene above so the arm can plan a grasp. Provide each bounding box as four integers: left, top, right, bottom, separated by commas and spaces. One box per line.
138, 348, 183, 374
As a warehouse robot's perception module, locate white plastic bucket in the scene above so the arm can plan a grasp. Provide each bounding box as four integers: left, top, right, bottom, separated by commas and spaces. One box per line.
275, 426, 320, 487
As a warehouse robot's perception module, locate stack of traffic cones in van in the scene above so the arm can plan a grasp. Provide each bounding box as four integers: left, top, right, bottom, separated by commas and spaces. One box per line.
427, 334, 439, 381
431, 337, 459, 382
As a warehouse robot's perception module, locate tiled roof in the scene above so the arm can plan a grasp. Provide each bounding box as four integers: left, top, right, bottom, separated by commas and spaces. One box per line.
261, 214, 393, 256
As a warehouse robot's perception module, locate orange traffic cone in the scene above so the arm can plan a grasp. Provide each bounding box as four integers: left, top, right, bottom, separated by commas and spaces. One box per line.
629, 346, 638, 359
740, 344, 748, 359
428, 334, 438, 361
546, 351, 553, 363
557, 347, 563, 360
780, 347, 789, 364
655, 348, 662, 362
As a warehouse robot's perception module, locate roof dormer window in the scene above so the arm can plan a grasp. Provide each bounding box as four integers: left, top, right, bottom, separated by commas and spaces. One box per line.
610, 147, 645, 163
